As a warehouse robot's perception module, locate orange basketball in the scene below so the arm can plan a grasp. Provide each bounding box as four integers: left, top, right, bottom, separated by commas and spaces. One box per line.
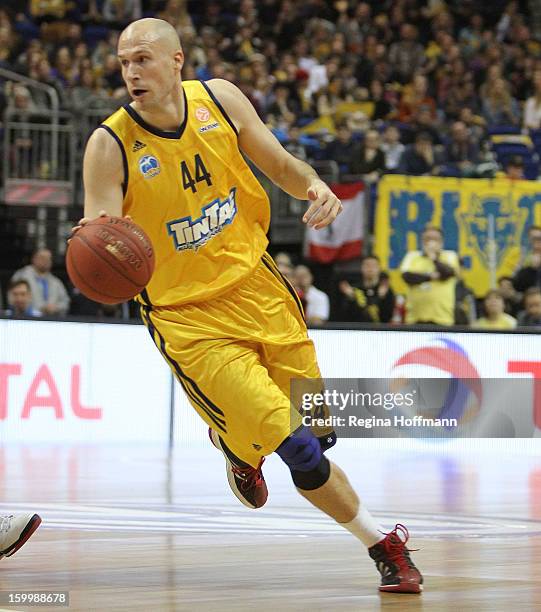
66, 216, 155, 304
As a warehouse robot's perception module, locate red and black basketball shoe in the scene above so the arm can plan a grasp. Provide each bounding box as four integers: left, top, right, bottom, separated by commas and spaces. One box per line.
209, 429, 268, 509
368, 524, 423, 593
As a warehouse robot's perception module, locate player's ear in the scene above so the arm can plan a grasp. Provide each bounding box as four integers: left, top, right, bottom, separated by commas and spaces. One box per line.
174, 49, 184, 74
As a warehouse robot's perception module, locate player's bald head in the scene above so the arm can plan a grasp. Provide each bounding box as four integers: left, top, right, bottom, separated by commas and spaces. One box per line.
119, 18, 182, 54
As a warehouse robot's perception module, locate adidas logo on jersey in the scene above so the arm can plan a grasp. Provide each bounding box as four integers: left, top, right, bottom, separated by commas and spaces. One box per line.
166, 188, 238, 251
132, 140, 146, 152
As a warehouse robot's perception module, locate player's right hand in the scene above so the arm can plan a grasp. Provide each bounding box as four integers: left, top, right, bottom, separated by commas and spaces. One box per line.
68, 211, 132, 242
69, 210, 107, 243
303, 180, 342, 230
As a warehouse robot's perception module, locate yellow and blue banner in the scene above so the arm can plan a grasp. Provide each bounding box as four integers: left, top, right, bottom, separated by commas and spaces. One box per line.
374, 175, 541, 297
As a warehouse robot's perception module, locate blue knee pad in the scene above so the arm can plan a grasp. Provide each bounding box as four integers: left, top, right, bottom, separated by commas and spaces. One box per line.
276, 426, 331, 490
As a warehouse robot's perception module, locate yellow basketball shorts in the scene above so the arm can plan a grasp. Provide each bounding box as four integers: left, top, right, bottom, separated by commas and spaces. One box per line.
140, 252, 327, 467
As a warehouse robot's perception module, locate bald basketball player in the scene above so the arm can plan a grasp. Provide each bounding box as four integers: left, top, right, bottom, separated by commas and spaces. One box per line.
75, 18, 422, 593
0, 513, 41, 559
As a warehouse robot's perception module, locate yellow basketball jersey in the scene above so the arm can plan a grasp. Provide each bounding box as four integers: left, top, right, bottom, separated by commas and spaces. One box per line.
100, 80, 270, 307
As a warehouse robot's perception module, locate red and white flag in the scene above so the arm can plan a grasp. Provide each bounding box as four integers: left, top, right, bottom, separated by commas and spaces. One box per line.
305, 182, 364, 263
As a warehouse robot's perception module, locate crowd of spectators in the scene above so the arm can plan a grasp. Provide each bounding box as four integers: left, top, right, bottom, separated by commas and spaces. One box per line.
1, 0, 541, 180
1, 247, 130, 320
4, 235, 541, 329
1, 1, 541, 329
269, 222, 541, 329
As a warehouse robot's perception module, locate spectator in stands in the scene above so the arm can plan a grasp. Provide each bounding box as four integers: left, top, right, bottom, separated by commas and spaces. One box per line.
12, 248, 70, 316
7, 83, 38, 116
315, 85, 341, 120
400, 226, 459, 326
507, 43, 532, 102
479, 63, 505, 103
91, 32, 118, 70
345, 107, 370, 136
29, 0, 71, 21
274, 251, 295, 284
352, 2, 373, 41
51, 45, 77, 87
482, 78, 520, 125
380, 125, 405, 172
441, 71, 479, 121
513, 225, 541, 292
473, 290, 517, 330
284, 126, 308, 161
0, 18, 16, 70
399, 131, 443, 176
367, 79, 392, 122
6, 84, 41, 177
496, 0, 520, 42
458, 107, 487, 145
337, 255, 395, 323
355, 36, 374, 89
505, 155, 525, 180
517, 287, 541, 328
103, 0, 142, 29
69, 67, 116, 113
266, 82, 299, 128
442, 120, 480, 177
13, 39, 43, 77
74, 43, 92, 70
498, 276, 522, 317
388, 23, 425, 84
406, 106, 442, 145
458, 12, 485, 58
102, 52, 125, 96
294, 265, 330, 326
454, 275, 477, 325
4, 279, 42, 318
323, 123, 362, 177
351, 129, 386, 181
397, 73, 437, 124
158, 0, 196, 40
523, 69, 541, 129
31, 56, 68, 110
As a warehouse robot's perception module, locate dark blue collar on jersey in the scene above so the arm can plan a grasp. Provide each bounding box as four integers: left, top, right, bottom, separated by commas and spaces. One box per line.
123, 87, 188, 139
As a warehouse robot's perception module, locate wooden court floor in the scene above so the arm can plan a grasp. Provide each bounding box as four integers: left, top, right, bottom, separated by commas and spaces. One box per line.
1, 443, 541, 611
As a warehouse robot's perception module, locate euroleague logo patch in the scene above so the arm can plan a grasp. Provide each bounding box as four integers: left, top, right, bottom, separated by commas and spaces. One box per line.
195, 106, 210, 122
139, 155, 160, 179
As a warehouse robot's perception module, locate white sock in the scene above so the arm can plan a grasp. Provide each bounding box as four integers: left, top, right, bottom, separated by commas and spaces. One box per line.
339, 506, 385, 548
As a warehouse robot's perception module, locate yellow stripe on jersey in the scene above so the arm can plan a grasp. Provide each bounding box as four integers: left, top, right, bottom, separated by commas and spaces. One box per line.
101, 80, 270, 307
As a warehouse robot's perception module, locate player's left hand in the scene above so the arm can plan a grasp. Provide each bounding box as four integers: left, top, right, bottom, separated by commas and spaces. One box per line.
303, 180, 342, 230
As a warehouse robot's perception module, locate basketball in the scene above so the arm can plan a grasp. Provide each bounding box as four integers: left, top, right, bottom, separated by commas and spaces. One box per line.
66, 216, 155, 304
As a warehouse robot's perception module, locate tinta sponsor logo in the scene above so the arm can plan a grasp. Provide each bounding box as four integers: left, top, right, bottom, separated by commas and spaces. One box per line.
166, 188, 237, 251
